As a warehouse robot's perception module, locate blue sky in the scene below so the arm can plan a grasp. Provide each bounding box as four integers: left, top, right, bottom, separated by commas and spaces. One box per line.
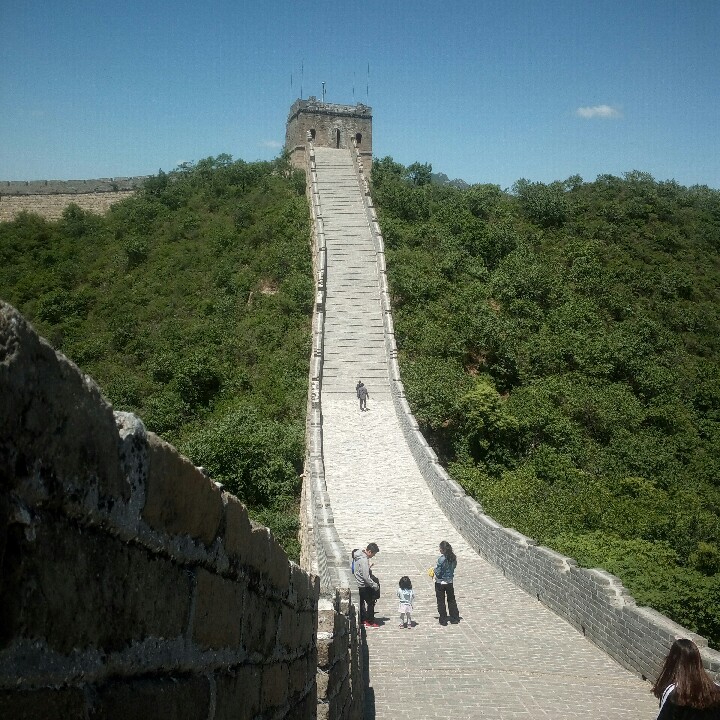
1, 0, 718, 190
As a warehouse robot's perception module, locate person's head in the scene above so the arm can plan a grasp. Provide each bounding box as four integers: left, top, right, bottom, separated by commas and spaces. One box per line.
652, 638, 720, 708
365, 542, 379, 558
439, 540, 456, 564
399, 576, 412, 590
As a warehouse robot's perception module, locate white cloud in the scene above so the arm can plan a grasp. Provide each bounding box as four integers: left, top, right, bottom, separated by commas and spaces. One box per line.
260, 140, 282, 148
576, 104, 622, 119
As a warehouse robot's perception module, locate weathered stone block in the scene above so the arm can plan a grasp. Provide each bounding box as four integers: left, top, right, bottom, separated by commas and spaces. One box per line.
287, 688, 316, 720
241, 593, 280, 656
215, 665, 262, 720
289, 655, 310, 696
0, 302, 125, 501
92, 675, 210, 720
247, 524, 271, 576
143, 432, 223, 546
278, 604, 303, 649
192, 568, 244, 650
299, 609, 317, 647
267, 537, 290, 592
328, 655, 349, 691
317, 608, 336, 634
317, 669, 330, 699
0, 518, 190, 654
0, 687, 86, 719
316, 634, 334, 668
240, 590, 263, 655
261, 663, 289, 709
223, 493, 253, 564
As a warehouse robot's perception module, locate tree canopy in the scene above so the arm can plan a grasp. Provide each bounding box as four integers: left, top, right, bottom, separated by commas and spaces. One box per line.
0, 154, 311, 558
372, 157, 720, 646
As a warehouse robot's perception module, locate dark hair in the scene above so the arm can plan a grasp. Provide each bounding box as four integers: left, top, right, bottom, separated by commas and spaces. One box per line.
399, 576, 412, 590
652, 639, 720, 709
366, 542, 379, 554
439, 540, 456, 565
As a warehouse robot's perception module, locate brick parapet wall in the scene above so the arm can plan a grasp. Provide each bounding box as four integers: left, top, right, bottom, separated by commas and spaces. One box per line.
0, 177, 147, 195
352, 144, 720, 682
0, 300, 320, 718
316, 590, 364, 720
0, 192, 136, 222
0, 177, 145, 222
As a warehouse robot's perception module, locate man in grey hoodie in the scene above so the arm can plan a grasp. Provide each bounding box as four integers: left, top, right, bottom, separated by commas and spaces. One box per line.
356, 380, 369, 411
352, 543, 380, 627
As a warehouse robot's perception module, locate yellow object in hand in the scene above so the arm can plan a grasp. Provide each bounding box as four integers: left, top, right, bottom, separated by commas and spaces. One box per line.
427, 567, 434, 578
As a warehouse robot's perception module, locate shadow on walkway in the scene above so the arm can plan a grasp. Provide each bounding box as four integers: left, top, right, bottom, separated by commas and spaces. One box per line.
362, 631, 376, 720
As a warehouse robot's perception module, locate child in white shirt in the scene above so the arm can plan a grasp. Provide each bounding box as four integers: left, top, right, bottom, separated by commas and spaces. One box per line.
397, 576, 415, 628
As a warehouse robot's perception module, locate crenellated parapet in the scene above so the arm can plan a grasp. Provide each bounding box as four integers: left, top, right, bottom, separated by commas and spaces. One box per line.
0, 177, 147, 195
0, 301, 321, 718
0, 178, 147, 222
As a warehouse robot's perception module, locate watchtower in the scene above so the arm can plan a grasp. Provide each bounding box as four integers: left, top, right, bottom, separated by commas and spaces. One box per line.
285, 97, 372, 170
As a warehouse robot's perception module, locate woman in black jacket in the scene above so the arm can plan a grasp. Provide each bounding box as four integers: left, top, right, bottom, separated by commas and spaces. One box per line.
653, 639, 720, 719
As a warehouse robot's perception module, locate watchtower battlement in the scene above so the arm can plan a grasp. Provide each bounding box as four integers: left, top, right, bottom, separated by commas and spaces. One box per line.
285, 98, 372, 171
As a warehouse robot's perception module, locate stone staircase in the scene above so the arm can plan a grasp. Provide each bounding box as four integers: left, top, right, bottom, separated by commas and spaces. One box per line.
313, 147, 389, 399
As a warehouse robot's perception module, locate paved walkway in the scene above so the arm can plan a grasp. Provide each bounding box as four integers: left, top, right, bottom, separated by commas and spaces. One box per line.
314, 146, 659, 720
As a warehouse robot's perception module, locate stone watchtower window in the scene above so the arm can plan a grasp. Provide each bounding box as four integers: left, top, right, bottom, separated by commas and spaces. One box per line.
335, 129, 340, 148
310, 129, 316, 139
356, 133, 362, 145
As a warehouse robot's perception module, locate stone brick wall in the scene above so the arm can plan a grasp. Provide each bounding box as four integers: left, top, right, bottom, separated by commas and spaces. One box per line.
316, 590, 364, 720
0, 177, 145, 221
0, 301, 319, 719
352, 143, 720, 684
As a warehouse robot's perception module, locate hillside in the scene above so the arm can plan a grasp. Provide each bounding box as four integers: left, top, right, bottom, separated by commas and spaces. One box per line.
0, 154, 312, 558
372, 157, 720, 646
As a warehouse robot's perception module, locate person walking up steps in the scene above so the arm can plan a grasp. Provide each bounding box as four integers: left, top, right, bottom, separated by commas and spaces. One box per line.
397, 576, 415, 628
356, 380, 369, 411
434, 540, 459, 626
352, 543, 380, 627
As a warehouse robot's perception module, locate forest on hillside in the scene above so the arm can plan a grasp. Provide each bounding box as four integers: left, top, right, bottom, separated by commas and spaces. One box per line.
372, 158, 720, 646
0, 155, 312, 558
3, 148, 720, 644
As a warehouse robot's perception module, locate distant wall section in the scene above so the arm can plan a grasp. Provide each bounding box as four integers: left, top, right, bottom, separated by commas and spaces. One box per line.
0, 177, 146, 221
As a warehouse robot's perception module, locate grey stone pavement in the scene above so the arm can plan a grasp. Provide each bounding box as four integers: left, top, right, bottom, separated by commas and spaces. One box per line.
313, 147, 659, 719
